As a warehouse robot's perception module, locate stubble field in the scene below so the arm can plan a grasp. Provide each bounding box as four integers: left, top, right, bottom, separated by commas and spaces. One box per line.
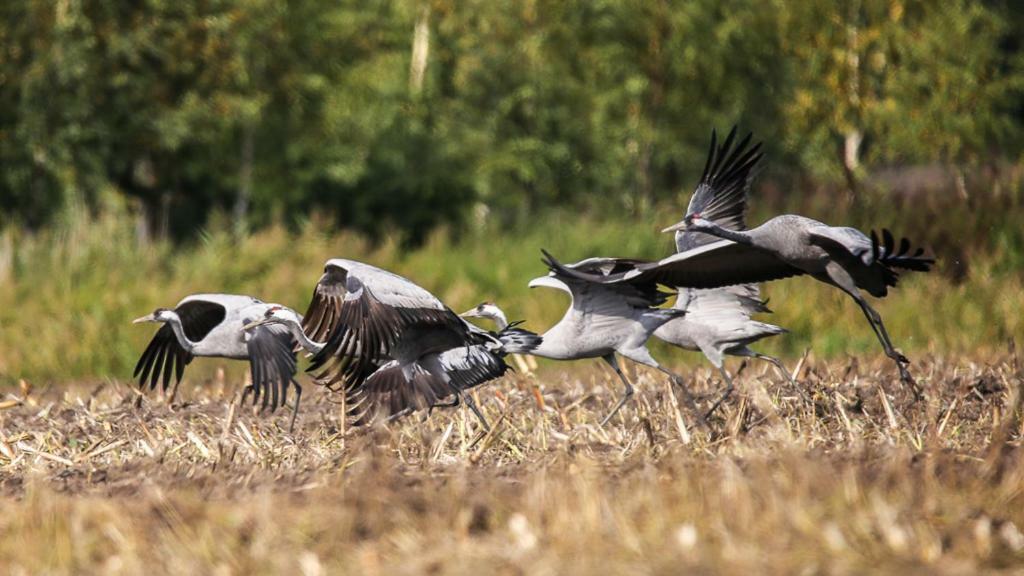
1, 351, 1023, 574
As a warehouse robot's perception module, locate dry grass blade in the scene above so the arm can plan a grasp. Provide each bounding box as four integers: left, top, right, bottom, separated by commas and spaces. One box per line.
663, 380, 692, 445
0, 355, 1020, 574
15, 441, 74, 466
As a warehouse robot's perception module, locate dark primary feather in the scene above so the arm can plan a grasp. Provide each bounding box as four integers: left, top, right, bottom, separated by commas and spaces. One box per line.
132, 300, 227, 392
679, 126, 764, 252
348, 346, 511, 423
245, 324, 300, 413
870, 228, 935, 289
301, 265, 347, 344
497, 323, 543, 354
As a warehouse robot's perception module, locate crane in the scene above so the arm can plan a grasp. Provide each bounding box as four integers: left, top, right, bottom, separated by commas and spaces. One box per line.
243, 303, 540, 425
291, 259, 540, 429
132, 293, 302, 430
655, 127, 793, 416
557, 129, 935, 392
461, 253, 708, 428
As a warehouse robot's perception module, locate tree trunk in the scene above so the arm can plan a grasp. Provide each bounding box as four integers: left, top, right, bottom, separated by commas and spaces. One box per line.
409, 3, 431, 94
842, 129, 862, 198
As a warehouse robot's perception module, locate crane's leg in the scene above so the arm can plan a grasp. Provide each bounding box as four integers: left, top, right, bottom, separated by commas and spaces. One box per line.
430, 395, 461, 411
851, 295, 919, 395
619, 347, 709, 430
827, 267, 919, 396
384, 407, 414, 423
704, 365, 736, 420
599, 354, 635, 426
753, 352, 812, 403
457, 388, 490, 432
240, 385, 253, 408
751, 353, 795, 385
287, 380, 302, 433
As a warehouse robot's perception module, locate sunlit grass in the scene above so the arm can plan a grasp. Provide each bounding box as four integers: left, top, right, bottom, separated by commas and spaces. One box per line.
0, 198, 1021, 384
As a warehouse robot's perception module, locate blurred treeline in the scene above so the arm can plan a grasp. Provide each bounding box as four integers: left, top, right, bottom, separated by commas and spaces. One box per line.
2, 0, 1023, 243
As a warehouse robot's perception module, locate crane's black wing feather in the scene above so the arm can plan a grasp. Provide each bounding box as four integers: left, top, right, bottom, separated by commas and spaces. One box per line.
543, 241, 803, 293
677, 126, 763, 252
246, 324, 300, 413
301, 264, 347, 345
306, 261, 480, 399
348, 346, 511, 424
540, 252, 674, 308
132, 300, 226, 392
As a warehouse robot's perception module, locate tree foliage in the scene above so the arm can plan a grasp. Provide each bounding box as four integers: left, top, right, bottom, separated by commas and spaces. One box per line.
0, 0, 1020, 239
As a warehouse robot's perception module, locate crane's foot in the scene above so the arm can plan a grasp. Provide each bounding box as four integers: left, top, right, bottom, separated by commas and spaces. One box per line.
704, 385, 735, 420
901, 369, 922, 400
600, 391, 633, 427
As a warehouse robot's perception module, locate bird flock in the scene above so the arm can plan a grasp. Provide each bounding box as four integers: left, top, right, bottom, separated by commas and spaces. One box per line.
132, 128, 935, 433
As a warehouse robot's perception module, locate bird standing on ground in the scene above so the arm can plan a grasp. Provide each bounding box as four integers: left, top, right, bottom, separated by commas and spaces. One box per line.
461, 254, 708, 428
132, 293, 302, 430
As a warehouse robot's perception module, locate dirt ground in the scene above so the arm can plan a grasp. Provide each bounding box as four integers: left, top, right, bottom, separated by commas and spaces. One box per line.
1, 352, 1023, 574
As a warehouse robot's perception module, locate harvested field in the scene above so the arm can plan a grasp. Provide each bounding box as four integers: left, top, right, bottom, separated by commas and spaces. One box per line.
1, 353, 1023, 574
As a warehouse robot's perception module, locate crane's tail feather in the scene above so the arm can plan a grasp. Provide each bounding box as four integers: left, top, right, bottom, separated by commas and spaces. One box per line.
870, 229, 935, 289
498, 324, 543, 354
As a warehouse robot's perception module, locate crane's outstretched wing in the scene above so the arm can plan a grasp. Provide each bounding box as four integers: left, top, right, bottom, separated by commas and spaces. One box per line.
301, 263, 346, 344
245, 323, 299, 413
542, 241, 803, 293
441, 346, 511, 393
306, 259, 475, 393
348, 346, 510, 423
675, 284, 771, 326
539, 253, 673, 308
677, 126, 763, 253
132, 300, 226, 391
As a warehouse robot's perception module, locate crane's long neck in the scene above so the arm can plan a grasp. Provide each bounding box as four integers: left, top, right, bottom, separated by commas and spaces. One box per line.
700, 221, 755, 246
165, 314, 197, 353
286, 319, 326, 354
490, 310, 509, 331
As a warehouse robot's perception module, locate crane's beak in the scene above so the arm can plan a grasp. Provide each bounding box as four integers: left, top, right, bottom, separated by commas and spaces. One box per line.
661, 220, 687, 234
132, 313, 156, 324
242, 318, 270, 331
459, 308, 481, 319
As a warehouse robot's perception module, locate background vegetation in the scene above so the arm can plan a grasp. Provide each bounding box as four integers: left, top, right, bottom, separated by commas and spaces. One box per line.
1, 0, 1023, 384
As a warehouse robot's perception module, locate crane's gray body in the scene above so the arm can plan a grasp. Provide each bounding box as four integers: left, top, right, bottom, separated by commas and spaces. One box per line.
527, 275, 680, 365
654, 285, 786, 368
175, 293, 274, 359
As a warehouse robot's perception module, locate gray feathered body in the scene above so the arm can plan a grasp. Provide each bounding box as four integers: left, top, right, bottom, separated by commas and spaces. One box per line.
178, 294, 274, 358
530, 276, 684, 361
654, 285, 786, 366
746, 215, 933, 297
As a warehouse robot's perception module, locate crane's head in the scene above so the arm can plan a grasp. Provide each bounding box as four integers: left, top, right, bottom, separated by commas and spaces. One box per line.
459, 301, 506, 322
242, 305, 301, 331
132, 308, 175, 324
661, 212, 709, 234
